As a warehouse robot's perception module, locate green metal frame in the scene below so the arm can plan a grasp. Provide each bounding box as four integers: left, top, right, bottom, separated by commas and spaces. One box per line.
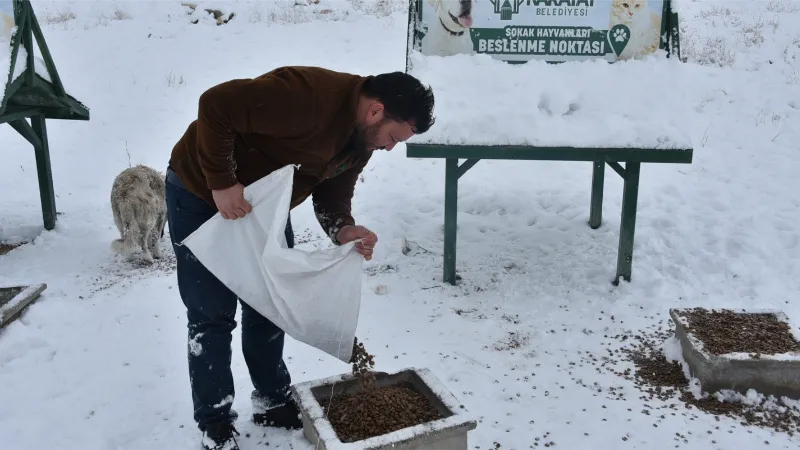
1, 0, 90, 232
404, 1, 692, 286
407, 148, 692, 286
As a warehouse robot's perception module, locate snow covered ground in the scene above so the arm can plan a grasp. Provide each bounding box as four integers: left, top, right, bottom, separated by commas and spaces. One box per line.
1, 0, 800, 449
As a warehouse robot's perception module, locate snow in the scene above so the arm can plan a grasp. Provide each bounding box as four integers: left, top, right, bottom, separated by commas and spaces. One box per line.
1, 0, 800, 449
406, 52, 693, 149
1, 51, 10, 101
1, 31, 25, 103
29, 0, 404, 29
202, 432, 238, 450
662, 334, 705, 399
33, 53, 52, 83
1, 27, 55, 103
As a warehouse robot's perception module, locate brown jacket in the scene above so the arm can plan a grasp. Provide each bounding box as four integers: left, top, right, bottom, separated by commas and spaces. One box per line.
169, 66, 373, 243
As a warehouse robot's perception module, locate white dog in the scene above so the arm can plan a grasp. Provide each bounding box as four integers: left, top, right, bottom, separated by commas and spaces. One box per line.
110, 164, 167, 264
421, 0, 476, 57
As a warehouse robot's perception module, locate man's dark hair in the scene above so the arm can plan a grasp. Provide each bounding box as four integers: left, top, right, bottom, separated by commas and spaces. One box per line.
361, 71, 435, 134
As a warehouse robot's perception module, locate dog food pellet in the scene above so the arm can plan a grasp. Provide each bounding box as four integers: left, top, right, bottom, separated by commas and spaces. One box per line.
351, 337, 377, 390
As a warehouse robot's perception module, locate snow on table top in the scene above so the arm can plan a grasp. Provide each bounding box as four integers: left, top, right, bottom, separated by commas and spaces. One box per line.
406, 53, 694, 150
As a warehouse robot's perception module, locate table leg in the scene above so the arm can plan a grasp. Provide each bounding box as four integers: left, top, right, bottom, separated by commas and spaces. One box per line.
614, 162, 640, 285
32, 115, 57, 231
443, 158, 458, 285
589, 160, 605, 229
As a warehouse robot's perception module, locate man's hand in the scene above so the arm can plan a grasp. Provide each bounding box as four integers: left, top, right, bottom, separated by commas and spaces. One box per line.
336, 225, 378, 261
212, 183, 252, 220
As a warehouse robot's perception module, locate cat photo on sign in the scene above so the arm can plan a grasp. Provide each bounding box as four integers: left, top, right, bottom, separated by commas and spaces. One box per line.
0, 1, 14, 43
608, 0, 662, 60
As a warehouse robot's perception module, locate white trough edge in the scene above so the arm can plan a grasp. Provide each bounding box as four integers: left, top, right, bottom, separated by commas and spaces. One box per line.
290, 366, 477, 450
670, 308, 800, 362
0, 283, 47, 322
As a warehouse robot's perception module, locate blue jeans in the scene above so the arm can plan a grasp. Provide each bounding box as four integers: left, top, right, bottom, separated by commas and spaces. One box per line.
164, 168, 293, 431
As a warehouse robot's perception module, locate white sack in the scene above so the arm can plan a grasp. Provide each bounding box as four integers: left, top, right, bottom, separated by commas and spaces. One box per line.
181, 164, 363, 363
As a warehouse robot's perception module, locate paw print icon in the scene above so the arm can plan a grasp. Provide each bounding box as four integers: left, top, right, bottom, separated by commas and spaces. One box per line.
613, 28, 628, 42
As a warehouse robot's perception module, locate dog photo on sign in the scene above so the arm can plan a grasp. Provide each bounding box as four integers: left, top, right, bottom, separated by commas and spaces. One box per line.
0, 1, 14, 42
421, 0, 477, 57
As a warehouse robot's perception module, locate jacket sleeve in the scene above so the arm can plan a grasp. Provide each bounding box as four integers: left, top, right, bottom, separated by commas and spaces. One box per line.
195, 68, 316, 191
311, 159, 369, 245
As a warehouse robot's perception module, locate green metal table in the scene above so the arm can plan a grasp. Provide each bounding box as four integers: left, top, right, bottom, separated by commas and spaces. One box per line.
406, 144, 693, 286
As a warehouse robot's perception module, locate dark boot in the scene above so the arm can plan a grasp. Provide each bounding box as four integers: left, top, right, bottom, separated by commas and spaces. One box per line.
253, 398, 303, 430
202, 422, 240, 450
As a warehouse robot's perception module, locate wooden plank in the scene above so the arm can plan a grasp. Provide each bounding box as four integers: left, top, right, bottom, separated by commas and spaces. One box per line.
0, 283, 47, 329
22, 1, 34, 87
7, 117, 42, 150
4, 78, 89, 120
29, 2, 65, 97
0, 106, 40, 124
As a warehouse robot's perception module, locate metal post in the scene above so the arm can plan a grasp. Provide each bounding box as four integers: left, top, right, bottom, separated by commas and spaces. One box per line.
589, 160, 604, 229
32, 114, 56, 230
614, 162, 640, 285
443, 158, 459, 285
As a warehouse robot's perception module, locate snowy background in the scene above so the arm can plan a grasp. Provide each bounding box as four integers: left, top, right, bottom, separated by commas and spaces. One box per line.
1, 0, 800, 449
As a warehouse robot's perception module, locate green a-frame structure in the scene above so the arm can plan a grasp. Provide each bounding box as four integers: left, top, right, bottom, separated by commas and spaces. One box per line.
1, 0, 89, 231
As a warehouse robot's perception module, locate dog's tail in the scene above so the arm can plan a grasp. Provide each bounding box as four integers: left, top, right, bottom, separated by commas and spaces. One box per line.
111, 200, 140, 256
111, 235, 139, 256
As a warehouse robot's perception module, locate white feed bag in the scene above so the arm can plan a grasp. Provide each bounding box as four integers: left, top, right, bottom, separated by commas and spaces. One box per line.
182, 165, 363, 362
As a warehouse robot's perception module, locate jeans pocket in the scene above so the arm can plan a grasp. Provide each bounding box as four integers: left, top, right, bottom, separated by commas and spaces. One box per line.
171, 185, 216, 218
166, 183, 217, 244
176, 196, 215, 218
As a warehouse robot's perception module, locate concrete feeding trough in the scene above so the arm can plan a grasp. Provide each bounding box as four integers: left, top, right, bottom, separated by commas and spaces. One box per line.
0, 283, 47, 329
290, 367, 477, 450
670, 307, 800, 399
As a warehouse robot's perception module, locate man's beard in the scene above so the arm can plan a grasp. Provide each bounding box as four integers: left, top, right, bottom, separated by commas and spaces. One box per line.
351, 119, 385, 158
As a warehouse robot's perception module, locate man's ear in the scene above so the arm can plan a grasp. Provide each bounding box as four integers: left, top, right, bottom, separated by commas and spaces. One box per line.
366, 102, 385, 124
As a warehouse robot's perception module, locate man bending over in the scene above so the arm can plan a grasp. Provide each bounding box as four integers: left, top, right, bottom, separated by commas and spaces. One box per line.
164, 66, 435, 450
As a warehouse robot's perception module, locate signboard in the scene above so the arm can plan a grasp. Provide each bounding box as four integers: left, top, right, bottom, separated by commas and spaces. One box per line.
408, 0, 669, 63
